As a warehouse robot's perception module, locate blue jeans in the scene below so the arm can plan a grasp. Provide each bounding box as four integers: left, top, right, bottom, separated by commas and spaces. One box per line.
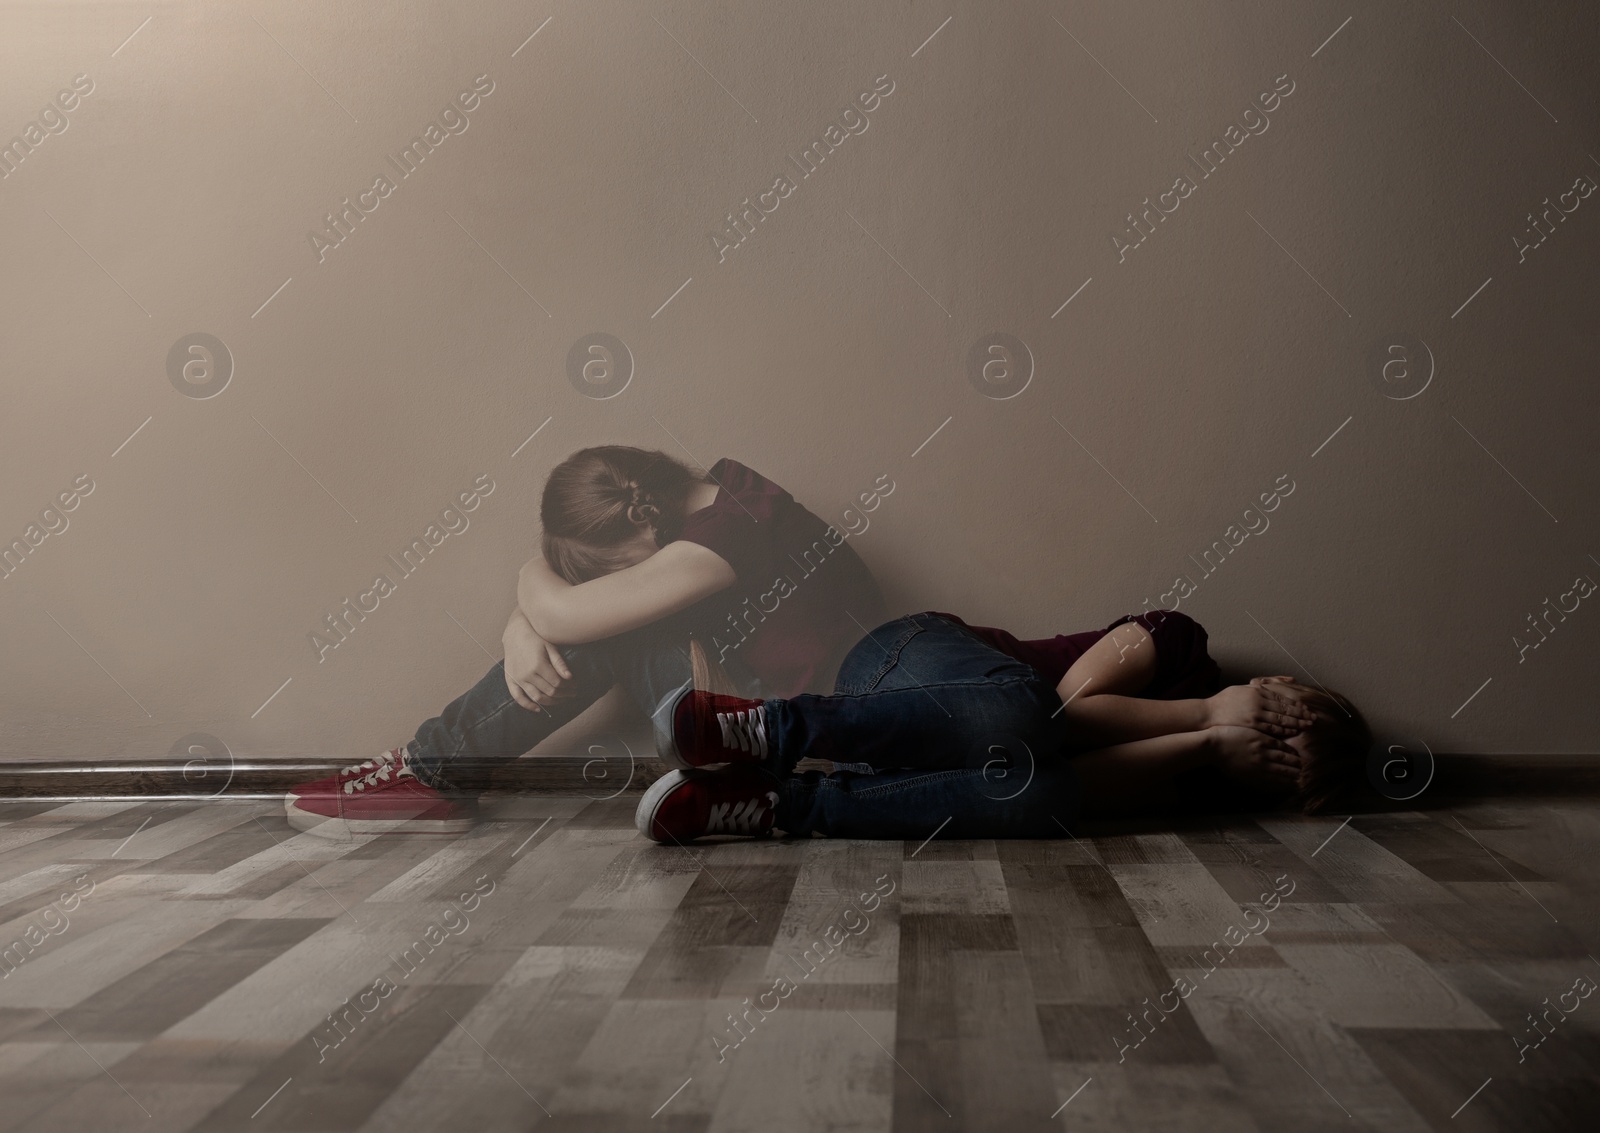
407, 608, 763, 794
768, 613, 1083, 838
408, 610, 1082, 839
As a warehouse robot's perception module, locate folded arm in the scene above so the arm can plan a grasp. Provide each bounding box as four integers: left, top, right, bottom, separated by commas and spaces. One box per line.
1055, 622, 1312, 748
515, 541, 737, 645
1054, 622, 1204, 747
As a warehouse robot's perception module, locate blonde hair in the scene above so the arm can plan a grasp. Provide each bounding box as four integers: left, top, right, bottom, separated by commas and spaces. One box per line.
1271, 680, 1372, 814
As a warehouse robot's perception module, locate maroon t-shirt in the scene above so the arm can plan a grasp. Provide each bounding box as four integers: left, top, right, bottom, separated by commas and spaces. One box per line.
930, 615, 1106, 687
680, 459, 885, 697
931, 610, 1221, 700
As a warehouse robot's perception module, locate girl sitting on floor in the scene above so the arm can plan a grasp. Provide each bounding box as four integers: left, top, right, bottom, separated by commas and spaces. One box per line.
286, 444, 885, 837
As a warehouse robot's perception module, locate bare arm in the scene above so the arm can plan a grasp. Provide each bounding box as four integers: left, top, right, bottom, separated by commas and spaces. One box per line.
1055, 623, 1313, 749
1059, 691, 1209, 748
516, 541, 737, 645
1054, 623, 1205, 748
501, 606, 574, 711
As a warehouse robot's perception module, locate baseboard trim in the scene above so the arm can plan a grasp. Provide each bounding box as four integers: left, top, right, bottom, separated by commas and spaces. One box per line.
0, 756, 668, 800
1421, 753, 1600, 796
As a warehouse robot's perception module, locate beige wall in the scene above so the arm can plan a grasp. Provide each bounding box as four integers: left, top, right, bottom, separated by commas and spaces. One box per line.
2, 1, 1597, 767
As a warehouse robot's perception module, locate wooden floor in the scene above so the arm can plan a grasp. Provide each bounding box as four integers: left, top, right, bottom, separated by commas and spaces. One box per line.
0, 794, 1597, 1132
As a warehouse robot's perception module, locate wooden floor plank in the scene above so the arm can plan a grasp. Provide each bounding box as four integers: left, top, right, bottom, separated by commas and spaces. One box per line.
0, 1038, 147, 1133
1347, 1026, 1600, 1133
544, 997, 724, 1123
758, 839, 900, 990
621, 862, 799, 1000
1189, 968, 1435, 1133
1360, 897, 1584, 965
188, 982, 497, 1133
1043, 1060, 1262, 1133
899, 858, 1009, 915
1273, 940, 1501, 1029
1256, 816, 1462, 904
0, 896, 255, 1010
1351, 812, 1543, 883
0, 795, 1597, 1129
28, 917, 332, 1042
893, 913, 1060, 1132
1000, 842, 1171, 1008
707, 1006, 894, 1133
67, 805, 259, 863
368, 945, 642, 1132
349, 830, 503, 903
1182, 824, 1350, 906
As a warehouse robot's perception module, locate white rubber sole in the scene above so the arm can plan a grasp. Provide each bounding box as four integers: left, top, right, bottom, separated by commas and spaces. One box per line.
284, 795, 474, 839
635, 769, 689, 841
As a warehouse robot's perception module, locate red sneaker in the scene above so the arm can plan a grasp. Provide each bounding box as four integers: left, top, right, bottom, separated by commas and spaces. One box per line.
656, 688, 770, 770
285, 748, 473, 838
635, 768, 780, 843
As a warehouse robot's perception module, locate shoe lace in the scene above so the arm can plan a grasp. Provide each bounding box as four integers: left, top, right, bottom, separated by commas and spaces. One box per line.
339, 749, 415, 795
715, 706, 767, 758
705, 792, 777, 835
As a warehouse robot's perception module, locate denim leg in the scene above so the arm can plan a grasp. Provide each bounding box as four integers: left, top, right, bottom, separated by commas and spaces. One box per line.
407, 658, 528, 791
766, 612, 1081, 838
408, 611, 742, 793
406, 653, 615, 793
761, 612, 1069, 776
774, 760, 1082, 839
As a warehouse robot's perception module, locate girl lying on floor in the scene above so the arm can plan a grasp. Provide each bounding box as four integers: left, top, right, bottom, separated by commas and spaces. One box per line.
637, 609, 1371, 842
